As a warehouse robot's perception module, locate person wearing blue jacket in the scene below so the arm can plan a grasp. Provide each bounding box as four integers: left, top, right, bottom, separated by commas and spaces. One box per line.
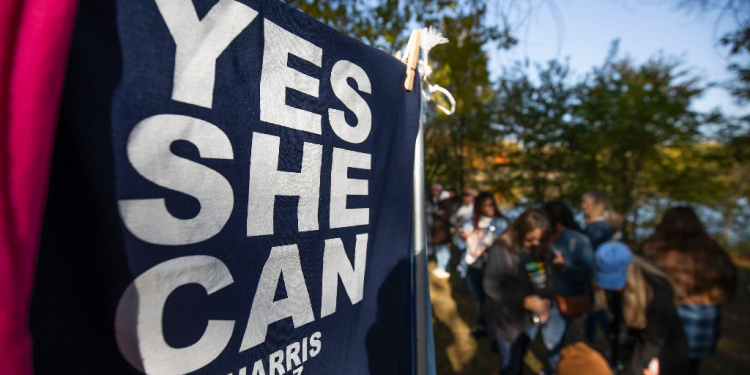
581, 191, 624, 343
542, 201, 595, 375
581, 191, 623, 249
543, 201, 595, 297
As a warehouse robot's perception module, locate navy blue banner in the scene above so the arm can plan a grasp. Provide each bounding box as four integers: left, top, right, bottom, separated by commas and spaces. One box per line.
108, 0, 420, 374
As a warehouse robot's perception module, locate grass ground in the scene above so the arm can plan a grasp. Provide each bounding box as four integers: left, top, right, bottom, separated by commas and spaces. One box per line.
429, 255, 750, 375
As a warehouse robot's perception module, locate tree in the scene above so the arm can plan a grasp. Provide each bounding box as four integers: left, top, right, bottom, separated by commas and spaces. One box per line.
573, 42, 705, 235
489, 59, 576, 204
286, 1, 518, 192
422, 5, 516, 191
672, 0, 750, 102
721, 26, 750, 102
708, 116, 750, 242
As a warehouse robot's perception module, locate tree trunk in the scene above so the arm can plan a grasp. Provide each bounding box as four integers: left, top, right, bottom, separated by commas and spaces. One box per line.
619, 165, 635, 239
724, 210, 734, 243
458, 115, 466, 193
620, 150, 646, 240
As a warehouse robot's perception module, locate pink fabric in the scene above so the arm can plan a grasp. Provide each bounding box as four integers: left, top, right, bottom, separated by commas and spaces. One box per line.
0, 1, 78, 374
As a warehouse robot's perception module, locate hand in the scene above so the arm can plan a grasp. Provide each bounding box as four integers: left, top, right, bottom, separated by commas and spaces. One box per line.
460, 229, 470, 240
523, 296, 551, 314
538, 310, 549, 324
552, 251, 565, 268
643, 359, 659, 375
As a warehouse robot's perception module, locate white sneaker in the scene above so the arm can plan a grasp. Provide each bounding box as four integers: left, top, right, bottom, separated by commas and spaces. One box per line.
432, 268, 451, 279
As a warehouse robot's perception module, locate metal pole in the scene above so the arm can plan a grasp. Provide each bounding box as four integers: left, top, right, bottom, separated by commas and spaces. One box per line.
413, 95, 434, 375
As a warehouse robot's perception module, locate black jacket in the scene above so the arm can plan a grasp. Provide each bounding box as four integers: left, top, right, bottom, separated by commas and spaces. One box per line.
425, 197, 452, 245
482, 243, 555, 342
607, 273, 689, 375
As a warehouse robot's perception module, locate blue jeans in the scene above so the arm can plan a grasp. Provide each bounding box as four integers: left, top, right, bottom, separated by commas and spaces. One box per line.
434, 243, 451, 272
497, 305, 567, 375
584, 308, 612, 342
464, 266, 486, 330
456, 249, 468, 278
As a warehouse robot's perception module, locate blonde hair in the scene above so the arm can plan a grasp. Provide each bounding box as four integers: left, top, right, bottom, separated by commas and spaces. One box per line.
594, 256, 681, 330
583, 191, 624, 229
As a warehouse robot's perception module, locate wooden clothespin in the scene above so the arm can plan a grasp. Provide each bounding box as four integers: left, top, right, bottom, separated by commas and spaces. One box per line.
402, 30, 421, 91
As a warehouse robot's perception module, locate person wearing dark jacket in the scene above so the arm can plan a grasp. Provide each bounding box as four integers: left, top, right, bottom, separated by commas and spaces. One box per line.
594, 242, 689, 375
483, 209, 565, 375
426, 183, 453, 278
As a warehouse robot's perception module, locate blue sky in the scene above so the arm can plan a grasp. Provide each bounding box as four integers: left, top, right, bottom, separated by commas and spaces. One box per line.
486, 0, 748, 117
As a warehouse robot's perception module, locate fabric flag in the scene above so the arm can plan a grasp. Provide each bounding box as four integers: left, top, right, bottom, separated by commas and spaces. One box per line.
29, 0, 421, 375
0, 1, 78, 375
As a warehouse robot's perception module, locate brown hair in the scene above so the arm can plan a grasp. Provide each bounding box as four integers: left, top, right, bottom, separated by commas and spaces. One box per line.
498, 208, 553, 262
594, 256, 680, 330
641, 206, 737, 304
582, 191, 624, 229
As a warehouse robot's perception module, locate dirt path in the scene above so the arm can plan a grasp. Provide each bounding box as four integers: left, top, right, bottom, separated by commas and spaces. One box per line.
430, 259, 750, 374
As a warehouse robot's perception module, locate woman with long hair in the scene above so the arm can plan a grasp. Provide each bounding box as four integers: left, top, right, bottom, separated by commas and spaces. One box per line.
594, 242, 689, 375
483, 209, 565, 375
458, 192, 508, 336
581, 191, 624, 249
641, 206, 737, 375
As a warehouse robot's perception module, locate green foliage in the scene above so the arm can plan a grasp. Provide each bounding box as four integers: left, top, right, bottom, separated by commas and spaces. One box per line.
286, 0, 518, 193
289, 1, 749, 243
721, 26, 750, 102
484, 41, 735, 238
574, 42, 704, 217
286, 0, 515, 53
673, 0, 750, 103
489, 59, 576, 204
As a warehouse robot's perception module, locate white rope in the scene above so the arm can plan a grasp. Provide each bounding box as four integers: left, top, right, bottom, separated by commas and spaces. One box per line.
417, 26, 456, 116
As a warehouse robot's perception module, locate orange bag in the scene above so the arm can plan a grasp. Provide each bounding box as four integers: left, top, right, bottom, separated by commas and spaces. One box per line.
556, 295, 591, 317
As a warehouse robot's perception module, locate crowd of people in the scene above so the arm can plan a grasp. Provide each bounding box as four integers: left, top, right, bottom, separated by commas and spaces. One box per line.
425, 185, 738, 375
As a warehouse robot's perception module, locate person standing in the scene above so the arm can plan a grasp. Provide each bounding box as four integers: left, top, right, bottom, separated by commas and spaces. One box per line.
451, 188, 476, 234
543, 201, 595, 302
582, 190, 624, 342
458, 192, 508, 336
446, 187, 461, 214
581, 191, 624, 249
593, 242, 689, 375
483, 209, 565, 375
451, 188, 476, 277
641, 207, 738, 375
542, 201, 595, 371
426, 183, 453, 279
